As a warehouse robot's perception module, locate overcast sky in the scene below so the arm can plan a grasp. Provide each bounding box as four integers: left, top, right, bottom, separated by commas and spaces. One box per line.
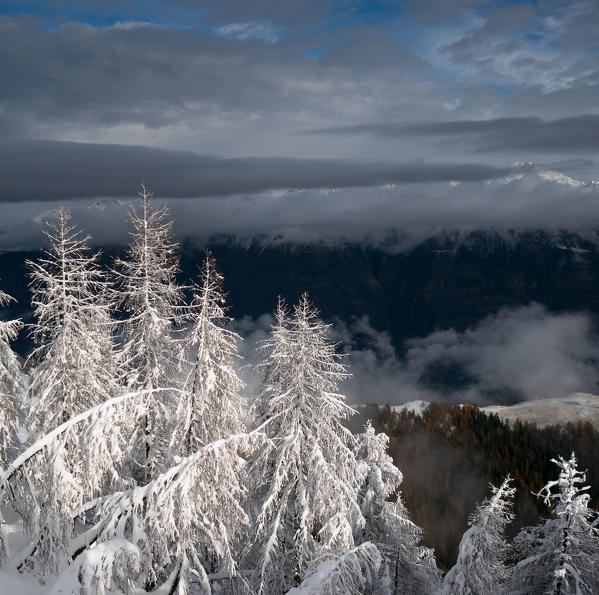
1, 0, 599, 247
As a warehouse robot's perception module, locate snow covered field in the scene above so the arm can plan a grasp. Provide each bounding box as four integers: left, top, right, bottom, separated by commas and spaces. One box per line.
482, 392, 599, 429
390, 393, 599, 429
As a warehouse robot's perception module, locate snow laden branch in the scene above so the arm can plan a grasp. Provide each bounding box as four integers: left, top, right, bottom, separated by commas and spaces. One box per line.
62, 430, 267, 595
0, 389, 164, 580
288, 542, 383, 595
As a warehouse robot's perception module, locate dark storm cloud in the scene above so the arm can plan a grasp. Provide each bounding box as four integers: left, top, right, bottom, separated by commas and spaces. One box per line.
308, 115, 599, 154
0, 15, 420, 136
0, 140, 518, 202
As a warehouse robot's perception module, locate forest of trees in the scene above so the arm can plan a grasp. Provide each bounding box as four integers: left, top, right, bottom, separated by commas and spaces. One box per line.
0, 186, 598, 594
352, 402, 599, 572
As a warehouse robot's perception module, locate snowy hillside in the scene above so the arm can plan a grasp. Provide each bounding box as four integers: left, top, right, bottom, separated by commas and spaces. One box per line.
391, 393, 599, 429
482, 392, 599, 429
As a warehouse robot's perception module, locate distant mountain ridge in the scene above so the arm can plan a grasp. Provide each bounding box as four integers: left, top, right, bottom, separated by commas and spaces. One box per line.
2, 228, 599, 361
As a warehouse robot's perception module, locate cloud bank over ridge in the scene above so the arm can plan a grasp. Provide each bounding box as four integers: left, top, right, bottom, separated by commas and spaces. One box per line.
234, 305, 599, 405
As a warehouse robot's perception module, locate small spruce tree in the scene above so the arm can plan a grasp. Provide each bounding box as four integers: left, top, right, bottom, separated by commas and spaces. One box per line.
443, 476, 515, 595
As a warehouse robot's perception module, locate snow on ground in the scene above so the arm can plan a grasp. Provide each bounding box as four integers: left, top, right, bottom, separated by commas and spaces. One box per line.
390, 400, 430, 416
0, 571, 45, 594
482, 392, 599, 429
365, 393, 599, 430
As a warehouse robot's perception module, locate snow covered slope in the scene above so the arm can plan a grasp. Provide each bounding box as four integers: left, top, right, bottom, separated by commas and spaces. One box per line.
390, 393, 599, 429
482, 392, 599, 429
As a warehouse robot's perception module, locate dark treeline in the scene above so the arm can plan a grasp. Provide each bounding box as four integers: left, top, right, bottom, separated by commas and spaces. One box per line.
350, 402, 599, 570
5, 228, 599, 369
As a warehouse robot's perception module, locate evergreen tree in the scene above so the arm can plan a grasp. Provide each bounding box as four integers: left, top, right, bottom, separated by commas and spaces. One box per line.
443, 477, 515, 595
0, 286, 25, 464
1, 391, 143, 581
355, 421, 440, 594
57, 430, 265, 594
510, 453, 599, 595
173, 251, 245, 457
246, 294, 364, 594
114, 185, 184, 481
27, 209, 115, 437
288, 542, 384, 595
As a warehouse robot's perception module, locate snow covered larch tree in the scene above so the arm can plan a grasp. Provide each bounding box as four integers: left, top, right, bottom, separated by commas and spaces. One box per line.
0, 285, 25, 465
172, 250, 245, 458
246, 294, 366, 594
26, 209, 116, 437
355, 421, 440, 594
0, 390, 146, 581
288, 542, 384, 595
443, 476, 515, 595
510, 453, 599, 595
52, 430, 266, 594
114, 184, 184, 482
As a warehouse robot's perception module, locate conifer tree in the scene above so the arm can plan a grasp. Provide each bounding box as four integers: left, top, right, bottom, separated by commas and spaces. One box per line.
246, 294, 364, 594
443, 477, 515, 595
0, 286, 25, 464
289, 542, 384, 595
51, 430, 265, 594
355, 421, 440, 594
27, 209, 115, 437
1, 391, 143, 581
173, 251, 244, 457
115, 185, 184, 481
510, 453, 599, 595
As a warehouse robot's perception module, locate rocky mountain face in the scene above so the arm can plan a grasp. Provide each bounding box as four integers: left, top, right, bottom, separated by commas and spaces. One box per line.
2, 228, 599, 357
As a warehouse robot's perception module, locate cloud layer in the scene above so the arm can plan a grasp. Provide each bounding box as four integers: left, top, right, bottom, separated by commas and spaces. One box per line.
0, 140, 517, 202
235, 305, 599, 405
309, 115, 599, 153
1, 1, 598, 247
2, 164, 599, 251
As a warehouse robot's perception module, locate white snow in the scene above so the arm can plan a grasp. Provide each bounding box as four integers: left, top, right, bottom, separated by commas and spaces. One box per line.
390, 400, 430, 416
537, 168, 585, 187
384, 394, 599, 430
0, 571, 45, 594
482, 393, 599, 429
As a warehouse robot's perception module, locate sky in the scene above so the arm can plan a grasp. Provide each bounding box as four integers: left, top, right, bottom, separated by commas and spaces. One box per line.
1, 0, 599, 247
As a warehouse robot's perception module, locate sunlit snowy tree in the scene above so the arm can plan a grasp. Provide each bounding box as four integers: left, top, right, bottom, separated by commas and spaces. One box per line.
443, 476, 515, 595
27, 209, 116, 437
246, 294, 364, 594
0, 286, 25, 464
172, 251, 245, 457
0, 391, 144, 581
355, 421, 440, 594
114, 185, 184, 481
288, 542, 384, 595
510, 453, 599, 595
59, 431, 265, 594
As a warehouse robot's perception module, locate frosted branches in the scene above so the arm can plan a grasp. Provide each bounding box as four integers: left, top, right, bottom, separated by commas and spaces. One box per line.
27, 209, 116, 436
68, 431, 266, 594
246, 294, 364, 594
115, 185, 184, 481
173, 251, 245, 456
